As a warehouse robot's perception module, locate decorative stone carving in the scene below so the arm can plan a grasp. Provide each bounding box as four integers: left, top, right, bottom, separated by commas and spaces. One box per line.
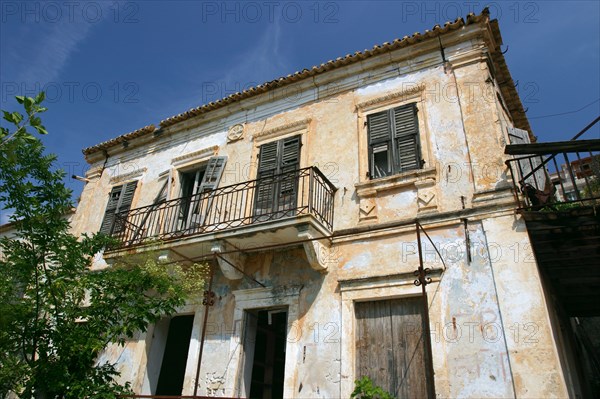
296, 224, 329, 272
358, 196, 377, 223
211, 240, 245, 280
227, 123, 245, 142
415, 177, 437, 212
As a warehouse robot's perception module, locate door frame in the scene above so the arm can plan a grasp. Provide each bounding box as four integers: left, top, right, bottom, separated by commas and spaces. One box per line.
228, 286, 302, 398
339, 274, 439, 398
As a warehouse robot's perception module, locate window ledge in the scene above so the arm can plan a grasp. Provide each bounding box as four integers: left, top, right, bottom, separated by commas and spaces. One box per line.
355, 167, 437, 197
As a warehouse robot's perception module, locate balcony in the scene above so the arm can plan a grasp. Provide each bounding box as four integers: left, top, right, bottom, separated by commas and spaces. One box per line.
105, 166, 336, 273
505, 138, 600, 316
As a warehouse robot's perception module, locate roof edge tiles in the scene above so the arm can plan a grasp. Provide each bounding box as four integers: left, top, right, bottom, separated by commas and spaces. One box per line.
84, 9, 527, 157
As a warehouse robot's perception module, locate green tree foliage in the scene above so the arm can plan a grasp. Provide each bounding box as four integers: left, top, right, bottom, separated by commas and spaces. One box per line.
0, 94, 208, 398
350, 376, 395, 399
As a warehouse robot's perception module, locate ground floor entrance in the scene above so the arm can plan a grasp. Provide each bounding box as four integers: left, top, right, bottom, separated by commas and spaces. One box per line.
243, 308, 288, 399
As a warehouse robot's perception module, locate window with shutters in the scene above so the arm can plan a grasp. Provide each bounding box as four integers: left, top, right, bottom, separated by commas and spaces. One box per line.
254, 136, 301, 219
367, 103, 422, 179
99, 180, 138, 235
177, 156, 227, 230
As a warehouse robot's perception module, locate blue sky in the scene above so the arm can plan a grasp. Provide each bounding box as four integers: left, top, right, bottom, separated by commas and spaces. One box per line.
1, 1, 599, 223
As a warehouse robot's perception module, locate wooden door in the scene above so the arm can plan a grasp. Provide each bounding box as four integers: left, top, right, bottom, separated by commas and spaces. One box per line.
355, 296, 434, 398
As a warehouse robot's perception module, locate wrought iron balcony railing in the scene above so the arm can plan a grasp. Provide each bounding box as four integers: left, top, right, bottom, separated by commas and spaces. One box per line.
505, 139, 600, 210
109, 166, 336, 249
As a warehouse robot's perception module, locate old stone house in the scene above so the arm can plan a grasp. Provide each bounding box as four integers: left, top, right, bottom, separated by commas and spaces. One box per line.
67, 9, 579, 398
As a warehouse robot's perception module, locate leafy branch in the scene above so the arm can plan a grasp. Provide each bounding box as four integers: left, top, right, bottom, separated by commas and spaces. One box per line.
1, 94, 209, 398
1, 92, 48, 147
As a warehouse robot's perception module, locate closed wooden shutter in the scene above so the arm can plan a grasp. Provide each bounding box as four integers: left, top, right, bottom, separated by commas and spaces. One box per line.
99, 180, 138, 235
255, 141, 279, 215
258, 141, 279, 174
393, 104, 421, 172
355, 296, 434, 398
254, 136, 301, 217
278, 136, 300, 210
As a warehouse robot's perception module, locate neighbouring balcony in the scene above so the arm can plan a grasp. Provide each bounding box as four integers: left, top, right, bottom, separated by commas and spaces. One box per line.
505, 139, 600, 210
505, 138, 600, 316
105, 166, 336, 272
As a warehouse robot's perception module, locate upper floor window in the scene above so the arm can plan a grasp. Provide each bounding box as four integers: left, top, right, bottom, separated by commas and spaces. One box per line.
99, 180, 138, 235
367, 103, 422, 179
178, 156, 227, 229
254, 135, 301, 217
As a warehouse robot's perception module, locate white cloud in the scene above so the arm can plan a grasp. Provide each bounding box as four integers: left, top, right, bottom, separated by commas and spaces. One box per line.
160, 19, 291, 119
0, 2, 113, 90
14, 22, 94, 86
223, 18, 288, 86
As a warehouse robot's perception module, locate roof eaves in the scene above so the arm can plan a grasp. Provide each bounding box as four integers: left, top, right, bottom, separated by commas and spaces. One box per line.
82, 9, 492, 157
82, 125, 156, 156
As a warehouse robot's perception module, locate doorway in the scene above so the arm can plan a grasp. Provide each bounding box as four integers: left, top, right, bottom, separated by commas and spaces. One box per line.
243, 308, 288, 399
355, 296, 434, 398
178, 168, 205, 230
154, 315, 194, 395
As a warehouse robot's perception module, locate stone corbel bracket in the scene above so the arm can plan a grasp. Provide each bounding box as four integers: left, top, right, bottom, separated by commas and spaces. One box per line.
211, 240, 246, 280
297, 224, 330, 272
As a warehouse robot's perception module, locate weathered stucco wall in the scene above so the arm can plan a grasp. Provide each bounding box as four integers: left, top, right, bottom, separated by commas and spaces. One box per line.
72, 21, 569, 399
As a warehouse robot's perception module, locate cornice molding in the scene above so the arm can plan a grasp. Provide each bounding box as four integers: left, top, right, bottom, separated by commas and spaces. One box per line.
171, 145, 219, 167
109, 167, 147, 184
85, 166, 103, 180
356, 84, 425, 111
253, 118, 311, 142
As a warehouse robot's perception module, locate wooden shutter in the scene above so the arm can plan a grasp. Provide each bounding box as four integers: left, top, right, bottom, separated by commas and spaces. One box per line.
258, 141, 279, 174
156, 180, 168, 203
120, 181, 138, 209
368, 110, 392, 143
99, 186, 122, 234
254, 136, 301, 216
280, 136, 300, 169
393, 103, 421, 171
367, 104, 421, 178
278, 136, 301, 211
355, 297, 434, 398
255, 141, 278, 216
367, 111, 392, 178
198, 156, 227, 193
189, 156, 227, 226
99, 180, 138, 235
